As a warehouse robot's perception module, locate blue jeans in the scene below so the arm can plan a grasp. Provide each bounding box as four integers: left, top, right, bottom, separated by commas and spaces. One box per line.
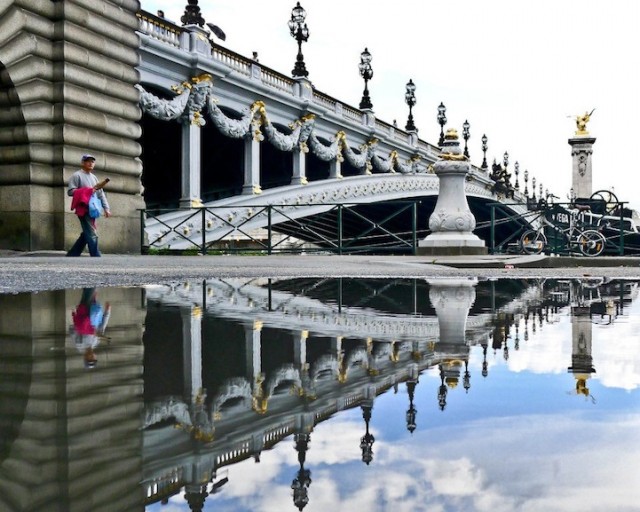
67, 214, 101, 257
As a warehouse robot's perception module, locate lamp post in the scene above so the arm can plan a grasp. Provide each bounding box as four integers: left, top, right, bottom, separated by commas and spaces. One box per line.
524, 169, 529, 196
514, 161, 520, 190
503, 151, 509, 172
404, 79, 416, 131
358, 48, 373, 110
532, 177, 537, 200
462, 119, 470, 158
481, 134, 488, 170
437, 102, 447, 146
288, 2, 309, 78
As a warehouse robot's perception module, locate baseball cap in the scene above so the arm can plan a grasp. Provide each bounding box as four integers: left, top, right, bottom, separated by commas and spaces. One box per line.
81, 154, 96, 161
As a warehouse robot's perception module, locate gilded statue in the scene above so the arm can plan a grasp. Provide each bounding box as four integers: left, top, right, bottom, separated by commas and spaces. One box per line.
574, 108, 595, 135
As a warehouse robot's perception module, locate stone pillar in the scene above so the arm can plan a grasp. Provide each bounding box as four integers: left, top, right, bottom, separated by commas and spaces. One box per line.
0, 0, 144, 252
292, 149, 308, 186
329, 159, 342, 179
243, 136, 262, 195
568, 135, 596, 200
181, 305, 203, 403
418, 129, 486, 255
180, 122, 203, 207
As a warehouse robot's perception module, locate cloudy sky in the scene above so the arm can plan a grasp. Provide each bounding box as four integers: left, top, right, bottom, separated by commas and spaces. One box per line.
146, 279, 640, 511
140, 0, 640, 210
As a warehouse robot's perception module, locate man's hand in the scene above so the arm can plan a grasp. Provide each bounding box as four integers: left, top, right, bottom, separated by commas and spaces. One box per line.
104, 210, 112, 218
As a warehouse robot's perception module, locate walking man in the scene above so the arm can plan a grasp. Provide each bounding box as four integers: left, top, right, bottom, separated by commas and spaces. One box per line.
67, 154, 111, 257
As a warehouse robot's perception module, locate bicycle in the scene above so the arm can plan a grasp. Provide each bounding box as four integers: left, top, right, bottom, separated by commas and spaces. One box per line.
519, 202, 607, 256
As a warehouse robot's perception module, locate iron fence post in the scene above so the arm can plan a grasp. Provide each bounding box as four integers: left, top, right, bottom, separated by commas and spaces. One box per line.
490, 205, 495, 254
201, 208, 207, 255
268, 206, 272, 255
619, 204, 624, 255
412, 201, 418, 255
338, 205, 343, 255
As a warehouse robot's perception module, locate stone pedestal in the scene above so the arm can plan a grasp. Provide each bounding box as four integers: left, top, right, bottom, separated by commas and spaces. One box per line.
418, 130, 486, 255
568, 135, 596, 200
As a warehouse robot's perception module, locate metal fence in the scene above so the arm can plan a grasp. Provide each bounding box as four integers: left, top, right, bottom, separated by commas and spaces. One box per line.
141, 201, 424, 255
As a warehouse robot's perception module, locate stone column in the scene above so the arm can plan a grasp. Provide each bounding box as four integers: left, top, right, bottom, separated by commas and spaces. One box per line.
292, 149, 308, 186
418, 129, 486, 255
243, 136, 262, 195
568, 134, 596, 200
329, 159, 342, 179
180, 122, 203, 207
0, 0, 144, 252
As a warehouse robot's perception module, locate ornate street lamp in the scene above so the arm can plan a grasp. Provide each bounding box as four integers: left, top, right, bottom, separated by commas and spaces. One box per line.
462, 119, 470, 158
288, 2, 310, 78
540, 183, 544, 201
481, 134, 488, 170
503, 151, 509, 171
404, 79, 417, 131
514, 161, 520, 190
181, 0, 205, 26
437, 102, 447, 146
358, 48, 373, 109
524, 169, 529, 196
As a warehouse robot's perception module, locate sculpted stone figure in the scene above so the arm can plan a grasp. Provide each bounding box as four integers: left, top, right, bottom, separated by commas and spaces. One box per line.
575, 109, 595, 135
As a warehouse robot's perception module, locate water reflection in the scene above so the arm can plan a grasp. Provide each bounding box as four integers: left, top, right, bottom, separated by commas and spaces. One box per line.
0, 278, 639, 511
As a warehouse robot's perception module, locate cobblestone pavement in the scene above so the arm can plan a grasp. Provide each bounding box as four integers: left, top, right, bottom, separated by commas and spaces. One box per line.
1, 253, 640, 294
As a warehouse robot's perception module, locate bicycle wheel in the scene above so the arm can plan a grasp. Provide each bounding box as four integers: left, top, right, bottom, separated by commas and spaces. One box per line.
578, 230, 606, 256
520, 230, 547, 254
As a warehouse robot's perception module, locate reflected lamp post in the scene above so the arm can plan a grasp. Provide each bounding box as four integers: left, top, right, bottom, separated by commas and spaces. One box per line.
404, 79, 417, 131
288, 2, 310, 78
462, 119, 470, 158
437, 102, 447, 146
514, 161, 520, 190
524, 169, 529, 197
358, 48, 373, 110
503, 151, 509, 172
481, 134, 488, 170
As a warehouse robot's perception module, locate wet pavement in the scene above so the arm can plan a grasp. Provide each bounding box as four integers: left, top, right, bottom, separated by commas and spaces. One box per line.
2, 251, 640, 293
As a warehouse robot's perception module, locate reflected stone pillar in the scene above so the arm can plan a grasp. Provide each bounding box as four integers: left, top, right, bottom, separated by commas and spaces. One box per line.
418, 129, 486, 255
245, 320, 263, 389
569, 132, 595, 200
180, 121, 203, 207
292, 148, 308, 186
243, 133, 262, 195
181, 305, 203, 403
568, 309, 596, 398
428, 278, 477, 345
293, 330, 308, 367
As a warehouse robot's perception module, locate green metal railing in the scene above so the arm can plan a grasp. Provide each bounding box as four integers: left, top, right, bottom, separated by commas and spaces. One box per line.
140, 201, 424, 255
